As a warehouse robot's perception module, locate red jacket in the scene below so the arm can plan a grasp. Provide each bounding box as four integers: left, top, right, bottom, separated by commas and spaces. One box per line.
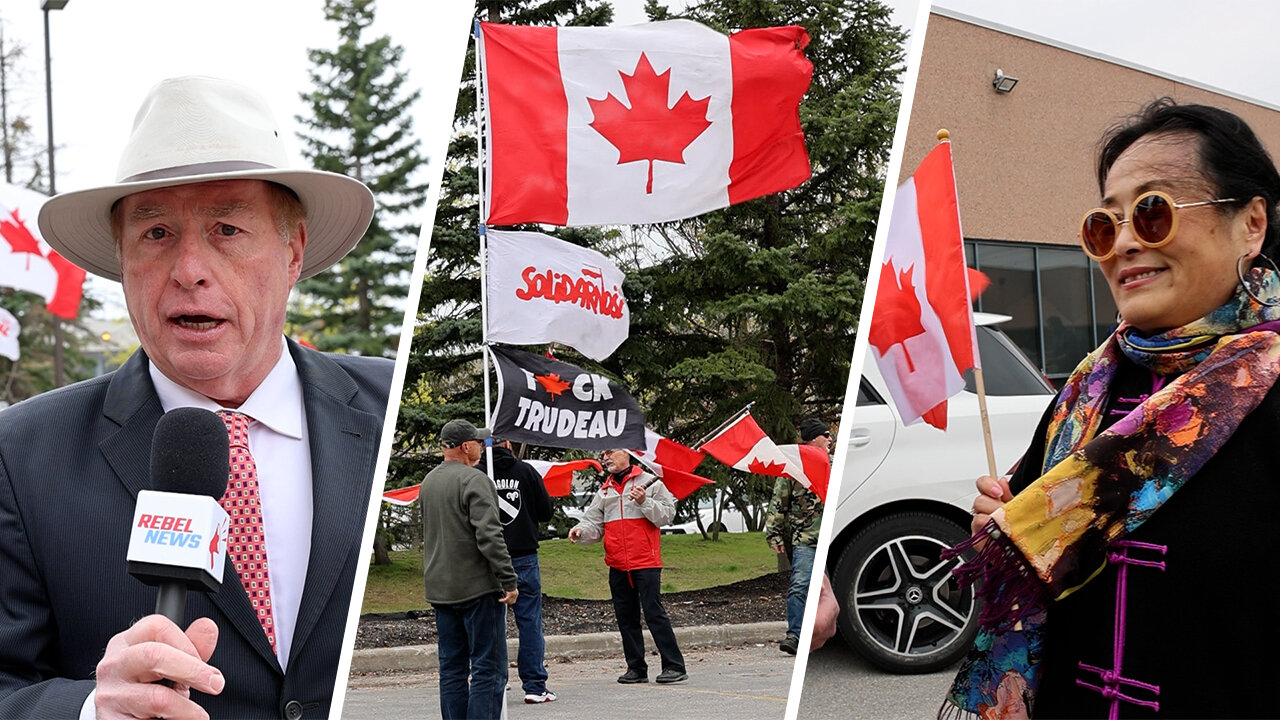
573, 466, 676, 571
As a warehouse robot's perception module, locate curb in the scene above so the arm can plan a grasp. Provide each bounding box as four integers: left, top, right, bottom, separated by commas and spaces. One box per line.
351, 621, 787, 674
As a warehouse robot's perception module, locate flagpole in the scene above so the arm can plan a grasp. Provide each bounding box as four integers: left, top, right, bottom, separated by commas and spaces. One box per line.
475, 20, 496, 478
693, 401, 754, 450
939, 128, 999, 480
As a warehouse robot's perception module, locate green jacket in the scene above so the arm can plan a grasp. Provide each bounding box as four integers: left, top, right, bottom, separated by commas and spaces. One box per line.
763, 477, 823, 549
421, 460, 518, 605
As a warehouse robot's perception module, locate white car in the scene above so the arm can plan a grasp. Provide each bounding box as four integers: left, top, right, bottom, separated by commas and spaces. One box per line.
660, 489, 752, 534
827, 313, 1055, 673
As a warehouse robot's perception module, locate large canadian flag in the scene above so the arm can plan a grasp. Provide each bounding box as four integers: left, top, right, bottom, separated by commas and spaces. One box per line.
867, 141, 979, 430
0, 183, 85, 320
486, 229, 629, 361
628, 428, 713, 500
699, 410, 828, 502
479, 20, 812, 226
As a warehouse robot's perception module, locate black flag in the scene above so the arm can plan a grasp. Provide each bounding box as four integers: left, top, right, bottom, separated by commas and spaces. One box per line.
490, 346, 646, 450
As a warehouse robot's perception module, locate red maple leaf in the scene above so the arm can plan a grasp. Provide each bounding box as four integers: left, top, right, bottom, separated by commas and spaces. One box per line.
587, 52, 712, 194
867, 260, 926, 372
0, 208, 42, 255
747, 457, 787, 477
534, 373, 571, 400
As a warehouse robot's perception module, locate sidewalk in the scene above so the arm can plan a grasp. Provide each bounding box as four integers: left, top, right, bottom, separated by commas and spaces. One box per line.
350, 620, 787, 674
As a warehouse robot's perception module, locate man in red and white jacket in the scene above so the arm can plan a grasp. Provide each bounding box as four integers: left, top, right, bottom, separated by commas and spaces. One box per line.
568, 449, 687, 685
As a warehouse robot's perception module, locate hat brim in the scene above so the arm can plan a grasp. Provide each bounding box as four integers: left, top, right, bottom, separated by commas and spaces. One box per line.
37, 167, 375, 282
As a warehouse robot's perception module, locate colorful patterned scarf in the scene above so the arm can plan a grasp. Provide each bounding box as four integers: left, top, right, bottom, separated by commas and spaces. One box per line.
940, 270, 1280, 719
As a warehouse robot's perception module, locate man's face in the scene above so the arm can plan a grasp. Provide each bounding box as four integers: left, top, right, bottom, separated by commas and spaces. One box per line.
807, 433, 831, 452
117, 180, 305, 407
463, 439, 484, 466
601, 449, 629, 473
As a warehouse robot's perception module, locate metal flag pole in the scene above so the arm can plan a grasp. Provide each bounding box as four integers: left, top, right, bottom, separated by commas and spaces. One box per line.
475, 20, 496, 478
938, 128, 998, 480
693, 401, 754, 450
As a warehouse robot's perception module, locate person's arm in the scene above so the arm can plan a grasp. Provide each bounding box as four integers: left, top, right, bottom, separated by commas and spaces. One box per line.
809, 573, 840, 652
464, 473, 517, 593
762, 477, 789, 552
636, 479, 676, 527
568, 490, 605, 544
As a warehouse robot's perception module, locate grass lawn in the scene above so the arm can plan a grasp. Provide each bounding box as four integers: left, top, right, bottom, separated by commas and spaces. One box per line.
362, 531, 778, 614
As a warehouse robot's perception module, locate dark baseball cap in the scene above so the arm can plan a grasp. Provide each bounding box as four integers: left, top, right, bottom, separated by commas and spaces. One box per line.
440, 419, 492, 447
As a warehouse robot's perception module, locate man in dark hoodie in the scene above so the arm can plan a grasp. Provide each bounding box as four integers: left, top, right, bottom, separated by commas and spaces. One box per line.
490, 438, 556, 704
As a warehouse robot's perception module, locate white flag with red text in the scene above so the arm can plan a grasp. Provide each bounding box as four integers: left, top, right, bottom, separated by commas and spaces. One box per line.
867, 141, 979, 430
0, 307, 20, 361
0, 183, 85, 320
479, 20, 812, 226
486, 229, 628, 360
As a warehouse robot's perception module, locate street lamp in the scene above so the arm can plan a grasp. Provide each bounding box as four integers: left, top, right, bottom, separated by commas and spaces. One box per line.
43, 0, 68, 386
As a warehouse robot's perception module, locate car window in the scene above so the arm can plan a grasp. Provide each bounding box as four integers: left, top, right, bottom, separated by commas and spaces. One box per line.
964, 326, 1054, 396
857, 379, 884, 406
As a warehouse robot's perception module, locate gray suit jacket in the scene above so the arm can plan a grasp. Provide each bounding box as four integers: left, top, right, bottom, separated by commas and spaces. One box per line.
0, 339, 391, 719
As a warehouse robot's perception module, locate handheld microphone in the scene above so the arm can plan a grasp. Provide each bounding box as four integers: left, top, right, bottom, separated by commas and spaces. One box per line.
127, 407, 230, 624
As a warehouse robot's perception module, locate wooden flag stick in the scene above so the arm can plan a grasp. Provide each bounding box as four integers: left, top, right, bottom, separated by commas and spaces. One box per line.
972, 367, 999, 479
693, 401, 754, 450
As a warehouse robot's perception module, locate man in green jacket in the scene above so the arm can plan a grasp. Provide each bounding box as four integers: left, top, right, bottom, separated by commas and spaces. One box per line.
422, 419, 519, 720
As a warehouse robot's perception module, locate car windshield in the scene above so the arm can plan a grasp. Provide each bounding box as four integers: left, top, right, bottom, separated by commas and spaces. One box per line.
962, 325, 1053, 396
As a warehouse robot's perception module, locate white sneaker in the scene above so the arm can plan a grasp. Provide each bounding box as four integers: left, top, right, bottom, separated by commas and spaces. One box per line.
524, 691, 558, 704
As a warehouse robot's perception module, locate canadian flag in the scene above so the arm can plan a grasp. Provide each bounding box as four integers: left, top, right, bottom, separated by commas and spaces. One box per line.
526, 458, 603, 497
867, 140, 979, 430
699, 410, 828, 502
0, 183, 85, 320
381, 458, 602, 505
479, 20, 812, 226
486, 229, 628, 361
628, 428, 713, 500
0, 307, 20, 361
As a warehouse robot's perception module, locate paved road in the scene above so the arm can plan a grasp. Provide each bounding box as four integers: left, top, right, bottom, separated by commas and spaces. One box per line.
342, 643, 797, 720
795, 638, 957, 719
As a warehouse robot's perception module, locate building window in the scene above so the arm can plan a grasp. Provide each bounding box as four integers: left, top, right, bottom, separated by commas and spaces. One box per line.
966, 239, 1116, 387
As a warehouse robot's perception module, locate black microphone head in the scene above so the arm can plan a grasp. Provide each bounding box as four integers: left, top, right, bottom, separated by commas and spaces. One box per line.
150, 407, 229, 499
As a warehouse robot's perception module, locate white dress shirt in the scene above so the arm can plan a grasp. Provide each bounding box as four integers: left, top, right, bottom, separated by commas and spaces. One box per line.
148, 336, 313, 670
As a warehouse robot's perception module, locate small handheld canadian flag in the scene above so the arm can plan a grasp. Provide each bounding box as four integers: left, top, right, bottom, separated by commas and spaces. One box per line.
867, 137, 981, 431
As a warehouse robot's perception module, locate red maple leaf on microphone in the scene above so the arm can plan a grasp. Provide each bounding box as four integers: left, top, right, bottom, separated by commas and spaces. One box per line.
747, 457, 787, 477
588, 52, 712, 194
534, 373, 571, 400
868, 260, 927, 372
1, 208, 43, 255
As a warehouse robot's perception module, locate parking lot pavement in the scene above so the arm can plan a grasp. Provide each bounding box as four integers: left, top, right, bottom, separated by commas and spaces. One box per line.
342, 642, 796, 720
795, 638, 958, 719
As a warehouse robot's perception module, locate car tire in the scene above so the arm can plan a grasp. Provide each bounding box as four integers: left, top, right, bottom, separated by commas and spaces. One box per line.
832, 511, 978, 674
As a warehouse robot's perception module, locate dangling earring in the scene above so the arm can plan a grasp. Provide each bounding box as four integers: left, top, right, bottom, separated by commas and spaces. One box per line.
1237, 251, 1280, 307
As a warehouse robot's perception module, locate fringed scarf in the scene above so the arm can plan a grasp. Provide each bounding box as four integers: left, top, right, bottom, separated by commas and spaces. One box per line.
939, 269, 1280, 719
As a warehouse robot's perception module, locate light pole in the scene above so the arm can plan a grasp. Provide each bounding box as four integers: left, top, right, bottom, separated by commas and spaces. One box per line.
42, 0, 67, 387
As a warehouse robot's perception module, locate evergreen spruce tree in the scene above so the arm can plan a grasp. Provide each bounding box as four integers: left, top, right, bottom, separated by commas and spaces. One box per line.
292, 0, 428, 358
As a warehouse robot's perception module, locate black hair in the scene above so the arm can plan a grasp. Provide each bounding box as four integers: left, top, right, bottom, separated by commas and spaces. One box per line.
1097, 98, 1280, 257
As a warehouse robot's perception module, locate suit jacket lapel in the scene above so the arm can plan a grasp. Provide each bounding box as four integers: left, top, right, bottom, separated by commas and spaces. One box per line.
99, 351, 164, 500
287, 341, 382, 668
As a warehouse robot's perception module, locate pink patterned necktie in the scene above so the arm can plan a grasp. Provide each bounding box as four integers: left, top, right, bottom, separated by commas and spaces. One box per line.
217, 410, 276, 653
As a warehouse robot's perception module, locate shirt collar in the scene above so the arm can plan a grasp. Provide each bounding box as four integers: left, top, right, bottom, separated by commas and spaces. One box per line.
148, 337, 305, 439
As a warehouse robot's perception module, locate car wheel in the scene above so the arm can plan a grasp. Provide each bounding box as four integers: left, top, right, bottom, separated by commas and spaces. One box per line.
710, 522, 728, 533
832, 511, 977, 674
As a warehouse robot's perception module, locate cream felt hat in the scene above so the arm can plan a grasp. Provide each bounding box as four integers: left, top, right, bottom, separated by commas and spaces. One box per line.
38, 75, 375, 282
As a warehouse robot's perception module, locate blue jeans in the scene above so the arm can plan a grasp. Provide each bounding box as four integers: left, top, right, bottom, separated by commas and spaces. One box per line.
787, 545, 816, 640
511, 553, 549, 694
434, 593, 508, 720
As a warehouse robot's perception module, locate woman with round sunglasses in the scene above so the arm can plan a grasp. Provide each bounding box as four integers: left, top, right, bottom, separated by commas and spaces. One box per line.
940, 99, 1280, 719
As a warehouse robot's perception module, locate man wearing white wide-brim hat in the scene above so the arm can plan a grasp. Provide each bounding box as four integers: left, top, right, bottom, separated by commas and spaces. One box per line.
0, 76, 392, 720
